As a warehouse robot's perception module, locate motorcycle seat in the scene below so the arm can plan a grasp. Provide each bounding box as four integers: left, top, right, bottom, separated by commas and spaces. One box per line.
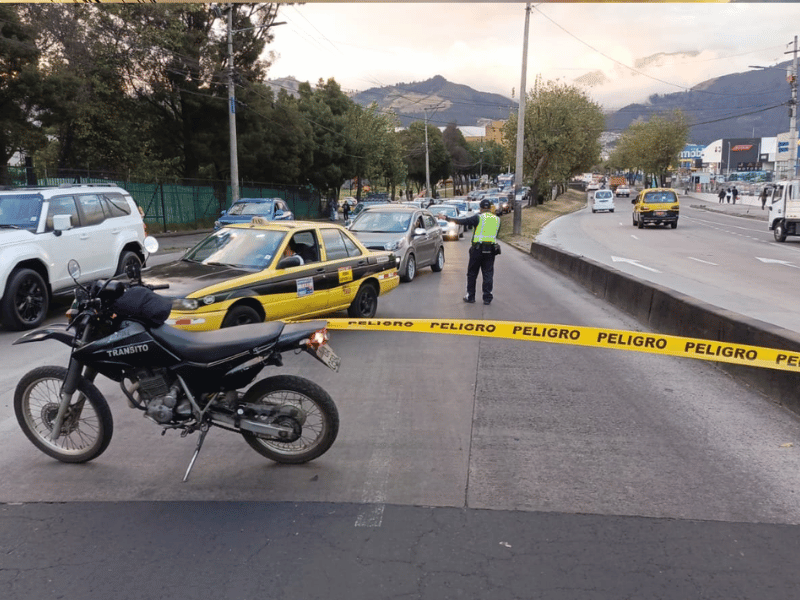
149, 321, 285, 363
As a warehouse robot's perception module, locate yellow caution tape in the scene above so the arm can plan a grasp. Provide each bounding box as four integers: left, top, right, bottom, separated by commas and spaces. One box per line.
326, 318, 800, 373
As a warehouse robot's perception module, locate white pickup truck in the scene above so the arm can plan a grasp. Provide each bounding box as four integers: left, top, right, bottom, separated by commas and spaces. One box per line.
767, 180, 800, 242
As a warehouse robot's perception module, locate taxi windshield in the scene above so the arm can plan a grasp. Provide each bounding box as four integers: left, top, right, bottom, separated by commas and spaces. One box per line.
183, 228, 285, 270
643, 191, 677, 204
227, 200, 274, 216
0, 194, 43, 231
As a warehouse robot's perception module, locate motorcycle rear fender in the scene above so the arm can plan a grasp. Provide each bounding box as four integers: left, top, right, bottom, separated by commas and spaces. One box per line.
275, 320, 328, 351
13, 324, 74, 347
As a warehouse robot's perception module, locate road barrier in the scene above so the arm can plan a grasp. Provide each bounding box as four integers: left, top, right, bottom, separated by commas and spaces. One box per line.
327, 318, 800, 373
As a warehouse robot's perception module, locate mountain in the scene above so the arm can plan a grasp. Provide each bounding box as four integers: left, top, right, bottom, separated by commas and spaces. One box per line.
604, 62, 792, 144
350, 75, 516, 128
268, 64, 793, 145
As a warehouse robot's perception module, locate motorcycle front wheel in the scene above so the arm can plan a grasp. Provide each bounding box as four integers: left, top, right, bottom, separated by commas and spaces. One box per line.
14, 366, 113, 463
240, 374, 339, 464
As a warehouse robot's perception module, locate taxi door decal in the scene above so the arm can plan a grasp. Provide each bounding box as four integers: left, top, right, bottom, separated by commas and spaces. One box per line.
297, 277, 314, 297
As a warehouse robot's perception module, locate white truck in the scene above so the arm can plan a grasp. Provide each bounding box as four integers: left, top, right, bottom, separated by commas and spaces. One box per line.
767, 180, 800, 242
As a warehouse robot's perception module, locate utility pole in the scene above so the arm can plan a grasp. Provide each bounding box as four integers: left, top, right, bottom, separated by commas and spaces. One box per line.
227, 4, 240, 202
513, 3, 531, 235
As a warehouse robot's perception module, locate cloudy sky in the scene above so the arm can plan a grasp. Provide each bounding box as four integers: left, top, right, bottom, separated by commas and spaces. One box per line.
266, 2, 800, 110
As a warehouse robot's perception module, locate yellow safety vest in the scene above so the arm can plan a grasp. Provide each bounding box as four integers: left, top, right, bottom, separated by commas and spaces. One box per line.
472, 212, 500, 244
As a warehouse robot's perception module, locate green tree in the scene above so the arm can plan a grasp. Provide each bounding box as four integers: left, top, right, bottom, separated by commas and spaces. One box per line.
612, 110, 689, 186
398, 121, 451, 195
349, 103, 404, 200
504, 77, 604, 205
0, 5, 45, 185
296, 78, 356, 199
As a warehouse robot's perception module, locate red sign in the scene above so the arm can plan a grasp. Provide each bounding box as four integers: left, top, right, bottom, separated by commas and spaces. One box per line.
731, 145, 753, 151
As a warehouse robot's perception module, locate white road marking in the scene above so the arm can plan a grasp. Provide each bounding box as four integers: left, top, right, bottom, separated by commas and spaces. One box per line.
756, 257, 800, 269
611, 256, 661, 273
688, 257, 718, 266
354, 446, 391, 527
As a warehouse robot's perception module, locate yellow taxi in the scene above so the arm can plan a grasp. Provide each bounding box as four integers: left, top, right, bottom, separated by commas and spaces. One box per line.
142, 218, 399, 330
631, 188, 680, 229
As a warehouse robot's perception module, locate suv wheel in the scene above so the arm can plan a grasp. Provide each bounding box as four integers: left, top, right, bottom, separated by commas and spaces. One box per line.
115, 251, 142, 277
2, 269, 49, 330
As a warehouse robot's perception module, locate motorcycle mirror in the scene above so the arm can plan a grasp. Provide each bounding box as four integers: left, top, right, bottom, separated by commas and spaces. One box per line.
144, 236, 159, 254
68, 260, 82, 281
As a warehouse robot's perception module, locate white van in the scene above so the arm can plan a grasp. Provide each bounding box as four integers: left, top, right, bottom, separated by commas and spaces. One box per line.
591, 189, 615, 213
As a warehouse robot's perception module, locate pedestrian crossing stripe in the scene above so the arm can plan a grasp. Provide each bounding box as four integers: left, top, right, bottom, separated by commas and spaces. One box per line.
325, 318, 800, 373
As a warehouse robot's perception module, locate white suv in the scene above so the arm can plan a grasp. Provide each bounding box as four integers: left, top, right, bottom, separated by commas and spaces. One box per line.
0, 184, 147, 330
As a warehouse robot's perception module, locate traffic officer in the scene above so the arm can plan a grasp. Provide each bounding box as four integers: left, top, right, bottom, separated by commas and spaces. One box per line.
439, 198, 501, 305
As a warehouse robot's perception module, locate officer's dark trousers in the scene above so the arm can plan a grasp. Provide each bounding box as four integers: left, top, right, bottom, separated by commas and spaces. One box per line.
466, 244, 495, 302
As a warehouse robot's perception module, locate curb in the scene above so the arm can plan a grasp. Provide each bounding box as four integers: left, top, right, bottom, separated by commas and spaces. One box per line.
529, 241, 800, 416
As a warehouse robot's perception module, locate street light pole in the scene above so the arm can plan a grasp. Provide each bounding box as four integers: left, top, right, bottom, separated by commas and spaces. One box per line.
726, 142, 731, 181
789, 35, 798, 179
424, 110, 431, 198
227, 4, 240, 202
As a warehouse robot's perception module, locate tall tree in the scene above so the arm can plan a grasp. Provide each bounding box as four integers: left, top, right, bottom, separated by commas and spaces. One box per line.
296, 78, 355, 199
349, 103, 404, 200
442, 123, 472, 193
0, 5, 45, 185
504, 77, 604, 205
398, 121, 450, 194
612, 110, 689, 186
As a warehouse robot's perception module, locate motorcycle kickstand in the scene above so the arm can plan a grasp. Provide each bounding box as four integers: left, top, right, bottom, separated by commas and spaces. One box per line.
182, 422, 210, 483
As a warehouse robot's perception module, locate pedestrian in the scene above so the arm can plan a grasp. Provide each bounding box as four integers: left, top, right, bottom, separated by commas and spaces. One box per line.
760, 187, 768, 210
718, 188, 725, 204
342, 200, 350, 221
732, 186, 738, 205
726, 188, 732, 204
438, 198, 501, 305
329, 198, 338, 221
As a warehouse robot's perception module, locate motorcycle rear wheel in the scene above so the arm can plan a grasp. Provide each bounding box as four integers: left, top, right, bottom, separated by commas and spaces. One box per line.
240, 375, 339, 464
14, 366, 113, 463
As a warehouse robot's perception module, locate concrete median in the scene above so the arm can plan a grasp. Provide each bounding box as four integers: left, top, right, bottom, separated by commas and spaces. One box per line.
530, 241, 800, 415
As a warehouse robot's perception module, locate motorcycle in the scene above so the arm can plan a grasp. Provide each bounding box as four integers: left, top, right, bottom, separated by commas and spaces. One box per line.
12, 241, 340, 481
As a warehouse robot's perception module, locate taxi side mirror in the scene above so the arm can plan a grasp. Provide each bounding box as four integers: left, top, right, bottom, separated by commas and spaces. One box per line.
631, 198, 637, 204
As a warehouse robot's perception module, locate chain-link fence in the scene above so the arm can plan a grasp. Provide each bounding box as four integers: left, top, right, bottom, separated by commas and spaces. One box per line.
4, 167, 324, 232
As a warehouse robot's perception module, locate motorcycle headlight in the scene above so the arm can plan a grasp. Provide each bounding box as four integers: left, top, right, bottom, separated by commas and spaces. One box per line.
172, 298, 199, 311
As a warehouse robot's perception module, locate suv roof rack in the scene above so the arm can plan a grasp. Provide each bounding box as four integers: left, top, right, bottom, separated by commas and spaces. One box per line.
56, 183, 117, 188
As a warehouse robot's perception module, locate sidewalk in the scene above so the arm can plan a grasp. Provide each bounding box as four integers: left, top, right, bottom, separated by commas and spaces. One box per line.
683, 190, 768, 221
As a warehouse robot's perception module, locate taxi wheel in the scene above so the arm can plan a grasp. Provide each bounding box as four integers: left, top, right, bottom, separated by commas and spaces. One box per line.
348, 283, 378, 318
637, 217, 644, 229
221, 305, 262, 328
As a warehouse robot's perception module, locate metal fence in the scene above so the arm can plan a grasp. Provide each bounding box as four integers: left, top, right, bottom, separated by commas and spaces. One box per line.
4, 167, 324, 231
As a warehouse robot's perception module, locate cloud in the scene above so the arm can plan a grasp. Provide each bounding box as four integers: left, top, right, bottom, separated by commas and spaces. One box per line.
267, 3, 800, 106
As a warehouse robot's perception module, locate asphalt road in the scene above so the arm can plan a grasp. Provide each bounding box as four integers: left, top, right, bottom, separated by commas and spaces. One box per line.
539, 191, 800, 331
2, 228, 800, 598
